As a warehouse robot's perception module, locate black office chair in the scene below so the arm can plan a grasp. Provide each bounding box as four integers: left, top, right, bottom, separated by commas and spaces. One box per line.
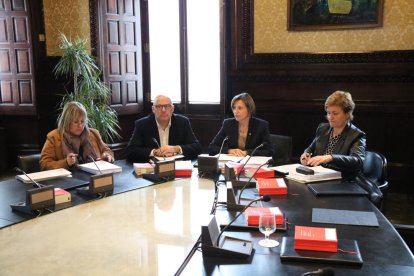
360, 150, 389, 210
17, 153, 41, 173
269, 134, 292, 166
362, 150, 389, 193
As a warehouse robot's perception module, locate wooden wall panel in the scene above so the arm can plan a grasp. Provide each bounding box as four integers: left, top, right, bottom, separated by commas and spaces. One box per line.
0, 0, 35, 115
227, 0, 414, 193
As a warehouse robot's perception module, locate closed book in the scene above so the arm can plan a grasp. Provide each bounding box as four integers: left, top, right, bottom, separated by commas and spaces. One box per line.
256, 178, 287, 195
133, 163, 154, 176
175, 160, 193, 177
245, 207, 284, 225
294, 225, 338, 252
244, 167, 274, 179
54, 188, 71, 204
16, 168, 72, 184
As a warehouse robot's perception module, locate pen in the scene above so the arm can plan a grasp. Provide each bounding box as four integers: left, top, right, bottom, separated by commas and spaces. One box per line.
301, 152, 312, 160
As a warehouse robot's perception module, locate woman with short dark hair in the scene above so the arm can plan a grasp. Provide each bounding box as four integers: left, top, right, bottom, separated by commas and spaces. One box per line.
208, 92, 273, 157
300, 90, 365, 179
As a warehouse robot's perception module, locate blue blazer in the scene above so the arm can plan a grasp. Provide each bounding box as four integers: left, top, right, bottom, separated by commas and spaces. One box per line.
208, 117, 273, 157
126, 114, 202, 162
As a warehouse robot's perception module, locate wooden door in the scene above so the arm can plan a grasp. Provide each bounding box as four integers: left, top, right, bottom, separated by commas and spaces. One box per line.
97, 0, 143, 115
0, 0, 35, 115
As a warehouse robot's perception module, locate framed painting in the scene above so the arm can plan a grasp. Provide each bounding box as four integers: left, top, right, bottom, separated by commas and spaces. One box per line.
288, 0, 384, 31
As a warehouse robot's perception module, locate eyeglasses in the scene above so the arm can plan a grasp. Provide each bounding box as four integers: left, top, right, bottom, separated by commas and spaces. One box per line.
154, 104, 172, 110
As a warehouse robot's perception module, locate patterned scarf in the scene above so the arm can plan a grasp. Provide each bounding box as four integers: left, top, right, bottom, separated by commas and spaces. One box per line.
61, 127, 97, 164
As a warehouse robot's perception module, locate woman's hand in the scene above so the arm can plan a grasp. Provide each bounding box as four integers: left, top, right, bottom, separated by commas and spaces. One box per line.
306, 155, 333, 167
66, 153, 78, 167
98, 152, 113, 163
228, 148, 247, 157
300, 152, 311, 165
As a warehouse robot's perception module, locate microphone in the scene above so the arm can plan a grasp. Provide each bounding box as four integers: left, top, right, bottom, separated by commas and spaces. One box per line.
237, 159, 273, 204
216, 195, 271, 246
152, 137, 165, 160
237, 143, 265, 180
217, 136, 229, 161
88, 156, 102, 174
301, 268, 335, 276
15, 167, 44, 188
152, 137, 161, 148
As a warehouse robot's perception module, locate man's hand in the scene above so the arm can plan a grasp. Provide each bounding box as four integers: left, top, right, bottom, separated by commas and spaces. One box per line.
154, 145, 180, 157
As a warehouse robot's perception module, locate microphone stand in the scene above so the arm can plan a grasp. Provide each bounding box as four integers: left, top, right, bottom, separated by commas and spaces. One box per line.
237, 143, 264, 180
232, 143, 264, 188
88, 156, 102, 174
152, 137, 165, 161
217, 136, 229, 161
15, 167, 44, 188
216, 195, 271, 246
237, 160, 270, 204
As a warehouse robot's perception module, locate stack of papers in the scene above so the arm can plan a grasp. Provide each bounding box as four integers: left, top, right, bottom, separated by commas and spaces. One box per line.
154, 154, 184, 162
270, 164, 341, 183
239, 155, 273, 166
133, 163, 154, 175
77, 160, 122, 175
16, 168, 72, 184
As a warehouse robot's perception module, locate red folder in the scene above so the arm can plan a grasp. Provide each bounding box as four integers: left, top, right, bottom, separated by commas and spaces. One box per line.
245, 207, 284, 225
256, 178, 287, 195
294, 225, 338, 252
175, 160, 193, 177
244, 167, 274, 179
225, 161, 244, 175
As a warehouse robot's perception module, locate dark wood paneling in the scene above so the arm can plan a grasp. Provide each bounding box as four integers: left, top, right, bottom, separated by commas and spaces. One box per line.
227, 0, 414, 193
97, 0, 143, 115
0, 0, 35, 115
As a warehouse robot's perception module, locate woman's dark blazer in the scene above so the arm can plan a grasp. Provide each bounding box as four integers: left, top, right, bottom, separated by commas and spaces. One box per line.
305, 121, 384, 207
208, 117, 274, 157
305, 122, 366, 179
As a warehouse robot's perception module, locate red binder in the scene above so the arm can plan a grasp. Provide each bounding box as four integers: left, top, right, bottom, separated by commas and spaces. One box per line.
256, 178, 287, 195
245, 207, 284, 225
175, 161, 193, 177
225, 161, 244, 175
244, 167, 274, 179
294, 225, 338, 252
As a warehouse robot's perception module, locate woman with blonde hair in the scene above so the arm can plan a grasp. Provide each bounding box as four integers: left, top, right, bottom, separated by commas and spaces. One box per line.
40, 101, 114, 170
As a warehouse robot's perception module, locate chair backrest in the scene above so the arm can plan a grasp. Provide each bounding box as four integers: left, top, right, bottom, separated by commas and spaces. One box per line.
362, 150, 388, 191
269, 134, 292, 166
17, 154, 41, 173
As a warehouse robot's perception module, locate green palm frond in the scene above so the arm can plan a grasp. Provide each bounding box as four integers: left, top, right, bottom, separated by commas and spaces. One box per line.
54, 33, 121, 143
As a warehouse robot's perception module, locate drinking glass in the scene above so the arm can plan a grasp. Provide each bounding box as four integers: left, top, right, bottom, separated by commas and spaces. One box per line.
258, 213, 279, 247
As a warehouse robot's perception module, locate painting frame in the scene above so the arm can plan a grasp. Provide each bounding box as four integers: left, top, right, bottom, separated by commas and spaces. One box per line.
287, 0, 384, 31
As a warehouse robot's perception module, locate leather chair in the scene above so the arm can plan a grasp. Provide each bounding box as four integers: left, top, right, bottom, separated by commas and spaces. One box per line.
359, 150, 389, 210
269, 134, 292, 166
17, 153, 41, 173
362, 150, 389, 193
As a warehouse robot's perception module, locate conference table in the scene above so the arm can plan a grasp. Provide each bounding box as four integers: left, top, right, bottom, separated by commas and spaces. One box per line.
0, 160, 413, 275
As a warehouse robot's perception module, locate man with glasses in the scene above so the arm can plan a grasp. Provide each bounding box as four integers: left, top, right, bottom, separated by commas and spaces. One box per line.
126, 95, 202, 162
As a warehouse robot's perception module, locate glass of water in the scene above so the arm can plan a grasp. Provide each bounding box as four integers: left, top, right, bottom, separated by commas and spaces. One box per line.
258, 213, 279, 247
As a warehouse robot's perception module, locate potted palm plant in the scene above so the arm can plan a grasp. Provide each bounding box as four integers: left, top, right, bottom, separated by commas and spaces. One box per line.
53, 33, 121, 142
